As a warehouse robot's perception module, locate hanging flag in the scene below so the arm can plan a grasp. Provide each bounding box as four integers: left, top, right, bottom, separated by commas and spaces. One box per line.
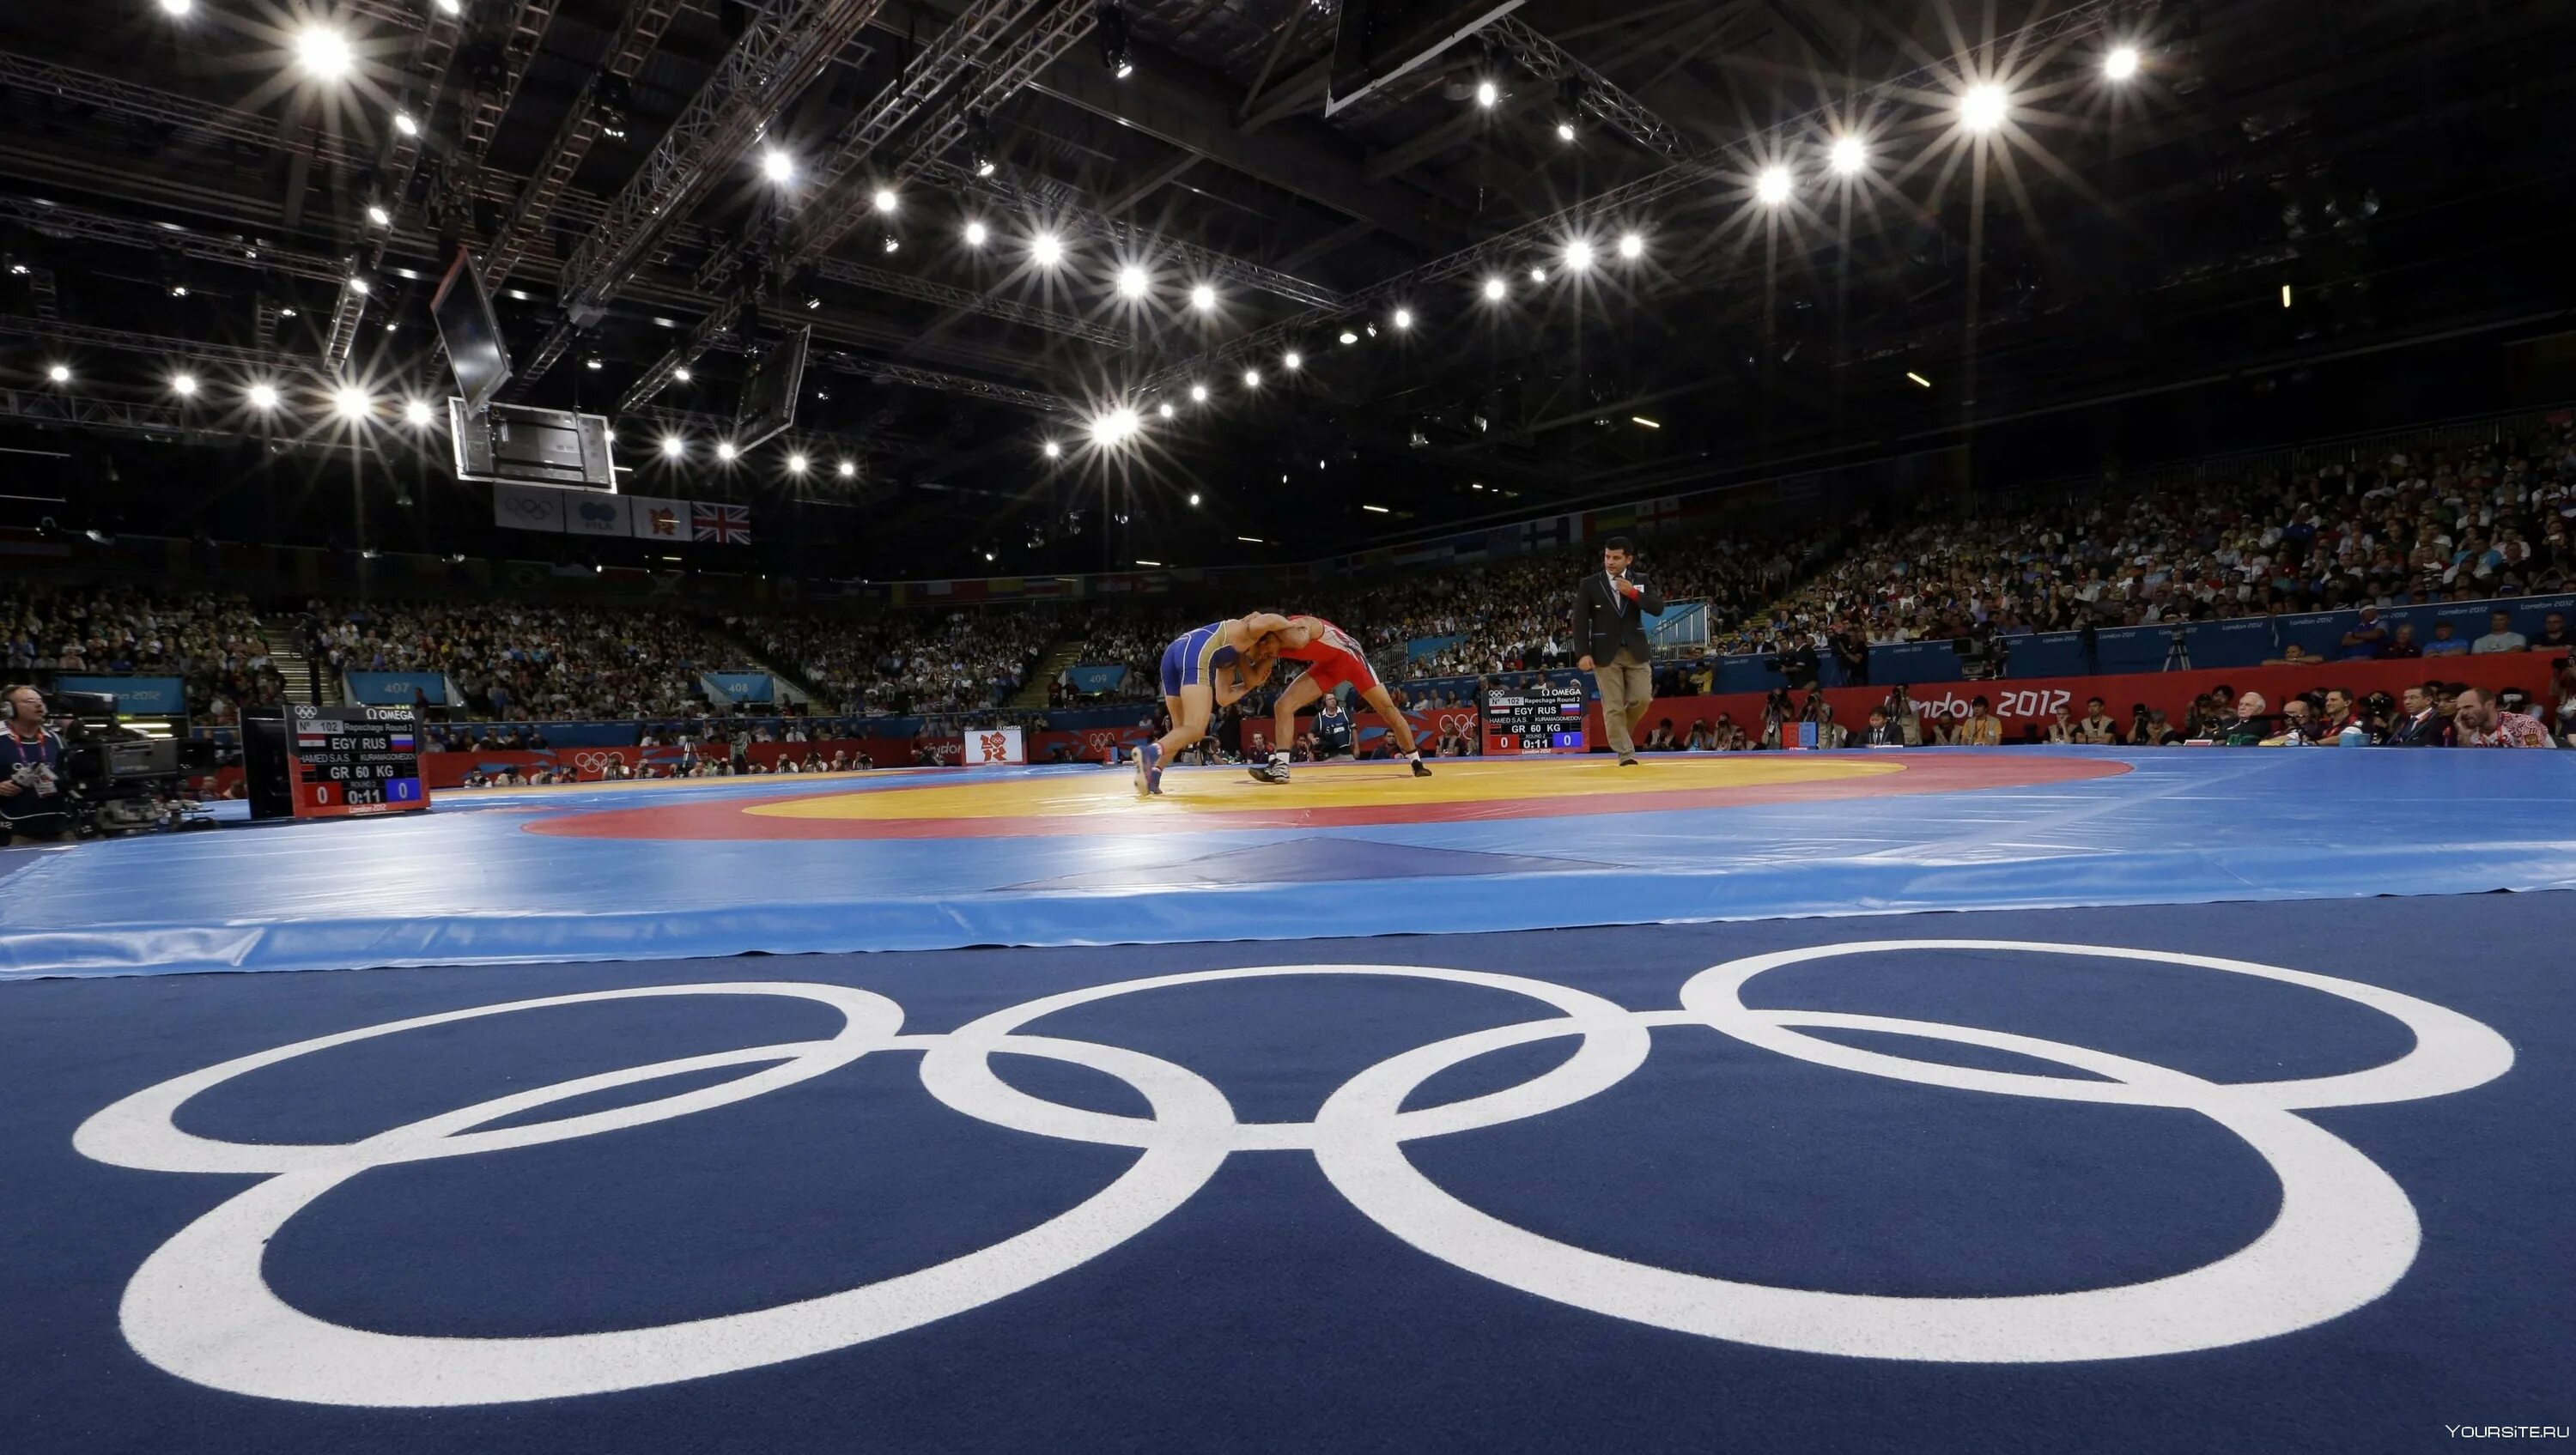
492, 482, 567, 532
562, 494, 632, 537
691, 501, 752, 544
628, 496, 687, 542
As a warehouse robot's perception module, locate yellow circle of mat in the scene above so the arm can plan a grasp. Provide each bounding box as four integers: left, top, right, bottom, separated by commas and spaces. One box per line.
747, 755, 1904, 822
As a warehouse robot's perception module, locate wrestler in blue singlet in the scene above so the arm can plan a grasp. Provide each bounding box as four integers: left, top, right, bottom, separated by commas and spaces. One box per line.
1157, 622, 1244, 699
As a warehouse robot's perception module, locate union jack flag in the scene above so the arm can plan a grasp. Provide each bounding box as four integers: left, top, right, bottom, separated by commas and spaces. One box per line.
691, 502, 752, 544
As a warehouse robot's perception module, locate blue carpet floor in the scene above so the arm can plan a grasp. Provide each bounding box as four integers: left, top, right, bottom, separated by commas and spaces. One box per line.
1, 894, 2567, 1453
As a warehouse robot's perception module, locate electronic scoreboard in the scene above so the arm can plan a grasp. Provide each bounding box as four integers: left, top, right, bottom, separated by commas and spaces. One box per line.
245, 706, 428, 820
1482, 679, 1589, 755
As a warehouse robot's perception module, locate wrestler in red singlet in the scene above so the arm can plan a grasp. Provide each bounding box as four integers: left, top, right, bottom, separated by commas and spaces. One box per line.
1251, 614, 1431, 783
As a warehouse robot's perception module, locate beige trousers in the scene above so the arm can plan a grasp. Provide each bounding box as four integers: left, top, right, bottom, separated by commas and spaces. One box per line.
1595, 650, 1653, 757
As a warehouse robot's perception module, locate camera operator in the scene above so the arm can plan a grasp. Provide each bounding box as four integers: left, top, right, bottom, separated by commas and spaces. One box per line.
1, 683, 70, 843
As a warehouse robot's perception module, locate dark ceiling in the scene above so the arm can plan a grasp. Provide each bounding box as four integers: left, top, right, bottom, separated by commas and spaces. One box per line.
3, 0, 2573, 579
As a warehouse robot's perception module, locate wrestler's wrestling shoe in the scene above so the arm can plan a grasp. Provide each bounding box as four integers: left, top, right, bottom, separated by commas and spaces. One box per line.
1133, 742, 1163, 796
1410, 754, 1433, 778
1248, 752, 1291, 785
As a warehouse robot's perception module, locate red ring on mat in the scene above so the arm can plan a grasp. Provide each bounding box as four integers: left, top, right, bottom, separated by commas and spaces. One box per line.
524, 755, 2133, 841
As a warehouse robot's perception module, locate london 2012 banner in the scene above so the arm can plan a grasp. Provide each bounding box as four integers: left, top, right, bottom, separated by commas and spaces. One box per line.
963, 726, 1026, 766
491, 484, 748, 545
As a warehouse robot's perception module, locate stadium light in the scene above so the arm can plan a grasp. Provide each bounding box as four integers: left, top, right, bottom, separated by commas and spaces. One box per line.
963, 220, 988, 247
1393, 306, 1413, 330
1189, 384, 1209, 402
1528, 266, 1546, 284
1906, 371, 1933, 388
1190, 282, 1217, 311
1188, 493, 1201, 506
332, 384, 372, 421
1030, 233, 1064, 268
1282, 350, 1302, 371
1618, 233, 1644, 259
1091, 408, 1140, 447
761, 149, 794, 184
661, 434, 685, 458
1042, 440, 1062, 458
295, 27, 352, 81
1564, 239, 1594, 271
1755, 167, 1792, 204
347, 276, 370, 296
715, 441, 738, 462
1474, 79, 1498, 108
838, 460, 857, 477
1830, 136, 1867, 176
169, 373, 197, 397
403, 399, 434, 427
1117, 264, 1150, 299
1340, 330, 1358, 345
158, 0, 191, 13
673, 367, 691, 383
872, 187, 897, 213
1363, 504, 1389, 513
1961, 84, 2008, 132
392, 111, 418, 136
247, 382, 279, 409
1555, 121, 1576, 142
2105, 45, 2141, 81
787, 453, 809, 475
1482, 276, 1507, 301
1157, 402, 1175, 418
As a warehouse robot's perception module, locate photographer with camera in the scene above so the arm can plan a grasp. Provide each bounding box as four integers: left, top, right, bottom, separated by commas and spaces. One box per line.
1, 684, 70, 843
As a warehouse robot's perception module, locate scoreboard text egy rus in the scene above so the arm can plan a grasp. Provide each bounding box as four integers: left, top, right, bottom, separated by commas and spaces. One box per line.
1482, 680, 1589, 755
288, 704, 428, 818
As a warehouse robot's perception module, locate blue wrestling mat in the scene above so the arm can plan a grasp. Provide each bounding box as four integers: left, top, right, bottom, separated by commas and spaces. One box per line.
7, 748, 2576, 977
0, 896, 2567, 1454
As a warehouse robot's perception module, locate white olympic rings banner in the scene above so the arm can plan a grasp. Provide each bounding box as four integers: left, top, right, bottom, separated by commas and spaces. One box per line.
71, 941, 2513, 1408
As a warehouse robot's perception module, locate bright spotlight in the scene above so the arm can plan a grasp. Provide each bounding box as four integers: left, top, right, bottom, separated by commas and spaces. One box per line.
1339, 330, 1358, 345
1117, 264, 1150, 299
1392, 307, 1414, 330
761, 149, 793, 184
673, 367, 691, 383
1190, 282, 1217, 312
1528, 266, 1546, 284
716, 442, 738, 462
1189, 384, 1209, 402
872, 187, 897, 213
1555, 121, 1576, 142
332, 385, 372, 421
295, 27, 353, 81
2105, 45, 2141, 81
1482, 276, 1507, 301
838, 459, 857, 478
1961, 84, 2008, 132
1090, 408, 1141, 447
347, 276, 370, 296
169, 373, 197, 397
1282, 351, 1302, 371
1474, 79, 1498, 108
158, 0, 191, 13
434, 0, 460, 10
1755, 167, 1792, 204
783, 453, 807, 476
1613, 233, 1643, 261
1042, 440, 1062, 458
1031, 232, 1064, 268
404, 398, 434, 427
247, 382, 279, 409
392, 111, 418, 137
1564, 239, 1594, 271
1830, 136, 1868, 176
1242, 369, 1261, 389
1157, 402, 1175, 418
661, 435, 685, 458
1188, 493, 1200, 506
963, 220, 988, 246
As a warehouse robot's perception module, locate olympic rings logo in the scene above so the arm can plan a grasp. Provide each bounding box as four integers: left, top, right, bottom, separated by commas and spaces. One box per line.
70, 942, 2512, 1408
568, 751, 622, 773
